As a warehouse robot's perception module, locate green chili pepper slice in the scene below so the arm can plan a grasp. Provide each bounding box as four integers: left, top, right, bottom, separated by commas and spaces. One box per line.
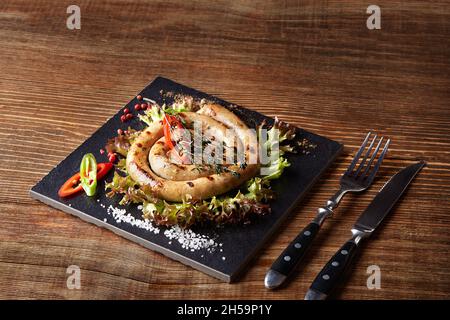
80, 153, 98, 196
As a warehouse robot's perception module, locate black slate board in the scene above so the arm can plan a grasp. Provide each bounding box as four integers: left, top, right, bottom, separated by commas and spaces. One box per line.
30, 77, 342, 282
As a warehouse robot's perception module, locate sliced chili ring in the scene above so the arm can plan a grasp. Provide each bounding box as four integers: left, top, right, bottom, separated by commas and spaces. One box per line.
80, 153, 98, 196
163, 115, 184, 150
58, 162, 113, 198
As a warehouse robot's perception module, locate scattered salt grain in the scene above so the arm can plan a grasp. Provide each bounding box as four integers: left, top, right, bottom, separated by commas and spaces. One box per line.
164, 225, 218, 252
106, 205, 160, 234
105, 206, 221, 254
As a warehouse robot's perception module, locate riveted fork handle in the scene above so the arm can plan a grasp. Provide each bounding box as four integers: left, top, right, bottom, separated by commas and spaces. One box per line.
265, 222, 320, 288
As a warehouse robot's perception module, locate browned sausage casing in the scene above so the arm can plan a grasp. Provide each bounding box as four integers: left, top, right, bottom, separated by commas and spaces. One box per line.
126, 105, 259, 201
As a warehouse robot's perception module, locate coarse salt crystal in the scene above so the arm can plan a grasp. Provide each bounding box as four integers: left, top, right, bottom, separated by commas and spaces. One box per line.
105, 206, 221, 254
106, 205, 160, 234
163, 225, 218, 252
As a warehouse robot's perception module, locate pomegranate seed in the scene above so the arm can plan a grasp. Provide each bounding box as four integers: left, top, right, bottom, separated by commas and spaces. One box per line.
117, 129, 124, 135
100, 149, 105, 155
137, 95, 142, 100
141, 103, 147, 109
134, 103, 141, 111
123, 108, 130, 114
126, 113, 133, 120
120, 115, 126, 122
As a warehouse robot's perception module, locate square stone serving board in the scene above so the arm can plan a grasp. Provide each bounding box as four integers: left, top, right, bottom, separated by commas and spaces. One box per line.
30, 77, 342, 282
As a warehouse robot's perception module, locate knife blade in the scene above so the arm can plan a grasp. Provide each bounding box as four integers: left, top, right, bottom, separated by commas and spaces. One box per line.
304, 161, 425, 300
353, 160, 425, 233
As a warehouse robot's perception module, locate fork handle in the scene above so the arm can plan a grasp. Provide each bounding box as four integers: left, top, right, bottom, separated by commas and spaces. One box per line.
265, 222, 320, 288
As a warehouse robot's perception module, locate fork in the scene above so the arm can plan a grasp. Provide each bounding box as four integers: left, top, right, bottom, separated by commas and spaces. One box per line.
264, 132, 390, 289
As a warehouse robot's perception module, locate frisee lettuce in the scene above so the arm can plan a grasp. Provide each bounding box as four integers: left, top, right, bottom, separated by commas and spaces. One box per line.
261, 156, 291, 181
258, 117, 296, 181
105, 128, 140, 157
138, 101, 192, 126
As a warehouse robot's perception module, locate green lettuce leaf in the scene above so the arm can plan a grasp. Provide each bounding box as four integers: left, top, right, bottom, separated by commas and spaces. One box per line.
138, 100, 193, 126
105, 172, 158, 205
262, 156, 291, 181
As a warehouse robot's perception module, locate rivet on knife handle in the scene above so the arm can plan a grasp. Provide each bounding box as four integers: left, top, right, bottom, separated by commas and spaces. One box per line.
304, 234, 362, 300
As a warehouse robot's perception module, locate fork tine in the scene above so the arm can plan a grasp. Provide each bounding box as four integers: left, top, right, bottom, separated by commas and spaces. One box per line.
345, 132, 371, 175
354, 134, 378, 176
361, 137, 384, 177
366, 139, 390, 182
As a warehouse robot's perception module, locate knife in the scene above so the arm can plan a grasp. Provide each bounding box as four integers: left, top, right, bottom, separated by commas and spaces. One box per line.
304, 161, 425, 300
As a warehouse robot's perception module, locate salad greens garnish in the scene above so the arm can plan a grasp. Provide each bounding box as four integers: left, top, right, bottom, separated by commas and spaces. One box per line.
138, 99, 193, 126
257, 117, 296, 182
105, 128, 140, 157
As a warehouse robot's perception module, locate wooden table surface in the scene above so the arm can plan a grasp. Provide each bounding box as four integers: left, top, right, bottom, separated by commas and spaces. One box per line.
0, 0, 449, 300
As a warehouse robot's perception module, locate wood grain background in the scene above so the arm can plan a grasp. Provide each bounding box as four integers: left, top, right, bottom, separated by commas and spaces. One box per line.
0, 0, 449, 299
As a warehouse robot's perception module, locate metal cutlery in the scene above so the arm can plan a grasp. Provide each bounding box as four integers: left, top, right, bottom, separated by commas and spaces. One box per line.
304, 161, 425, 300
265, 132, 390, 289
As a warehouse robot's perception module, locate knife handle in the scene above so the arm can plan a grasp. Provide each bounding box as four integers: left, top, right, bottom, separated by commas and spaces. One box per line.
305, 238, 360, 300
267, 222, 320, 285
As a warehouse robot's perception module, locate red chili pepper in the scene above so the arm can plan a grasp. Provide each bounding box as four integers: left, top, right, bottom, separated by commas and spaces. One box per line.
163, 115, 184, 150
58, 162, 113, 198
108, 153, 117, 163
